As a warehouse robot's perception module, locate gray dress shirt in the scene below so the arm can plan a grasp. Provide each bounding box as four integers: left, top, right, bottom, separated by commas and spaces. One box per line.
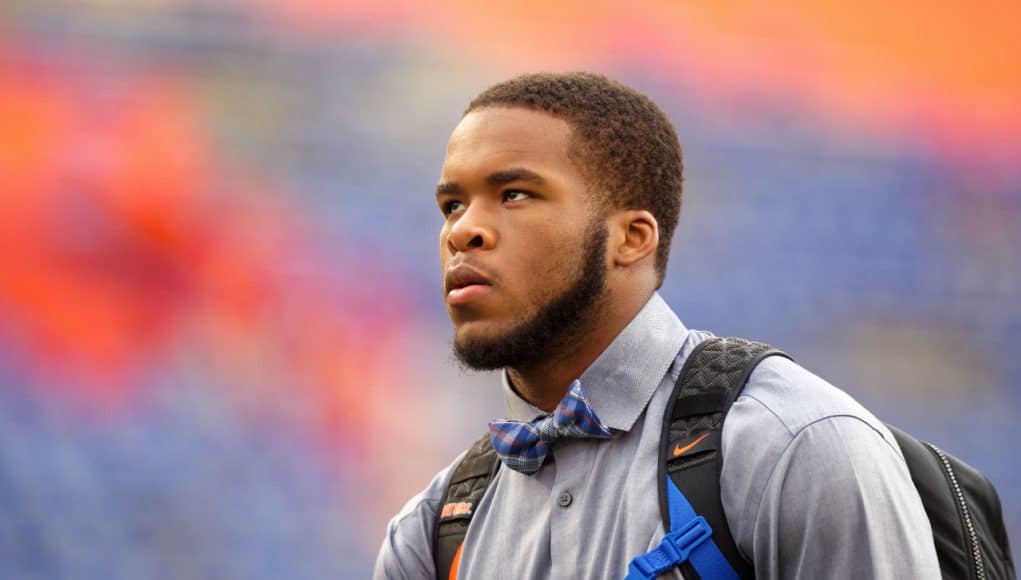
374, 293, 941, 579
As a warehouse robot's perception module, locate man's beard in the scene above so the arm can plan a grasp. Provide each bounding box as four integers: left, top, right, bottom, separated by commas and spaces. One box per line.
453, 221, 609, 370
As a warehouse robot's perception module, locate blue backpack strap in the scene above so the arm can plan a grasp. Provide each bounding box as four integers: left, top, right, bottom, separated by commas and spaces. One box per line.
626, 476, 738, 580
628, 337, 791, 579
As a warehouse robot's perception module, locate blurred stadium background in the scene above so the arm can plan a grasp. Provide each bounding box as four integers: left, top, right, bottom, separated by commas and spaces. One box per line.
0, 1, 1018, 577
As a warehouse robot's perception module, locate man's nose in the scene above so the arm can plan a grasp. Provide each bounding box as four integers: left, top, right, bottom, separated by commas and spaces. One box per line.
446, 204, 496, 254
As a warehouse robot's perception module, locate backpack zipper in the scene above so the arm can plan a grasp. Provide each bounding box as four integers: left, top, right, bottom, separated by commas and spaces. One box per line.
922, 442, 986, 580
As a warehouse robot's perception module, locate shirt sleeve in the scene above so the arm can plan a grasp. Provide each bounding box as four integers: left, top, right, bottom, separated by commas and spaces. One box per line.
373, 454, 463, 580
750, 415, 941, 579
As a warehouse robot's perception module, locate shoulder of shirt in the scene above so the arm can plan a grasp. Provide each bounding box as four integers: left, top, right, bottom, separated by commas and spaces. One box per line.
734, 351, 898, 453
676, 330, 896, 451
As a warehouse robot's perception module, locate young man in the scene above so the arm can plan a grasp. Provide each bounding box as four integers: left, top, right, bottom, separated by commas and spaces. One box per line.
374, 72, 940, 579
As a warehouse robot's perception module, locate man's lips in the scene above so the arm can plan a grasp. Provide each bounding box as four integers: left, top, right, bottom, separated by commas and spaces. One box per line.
447, 284, 492, 305
445, 264, 494, 305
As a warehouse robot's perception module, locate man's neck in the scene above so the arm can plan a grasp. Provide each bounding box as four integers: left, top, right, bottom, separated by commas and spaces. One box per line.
505, 290, 652, 412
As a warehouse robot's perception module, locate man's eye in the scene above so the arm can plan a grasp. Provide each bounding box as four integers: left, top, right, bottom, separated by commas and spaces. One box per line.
442, 200, 464, 216
503, 190, 530, 203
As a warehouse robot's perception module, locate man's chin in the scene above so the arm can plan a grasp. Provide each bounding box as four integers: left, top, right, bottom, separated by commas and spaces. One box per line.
452, 337, 511, 371
451, 324, 519, 370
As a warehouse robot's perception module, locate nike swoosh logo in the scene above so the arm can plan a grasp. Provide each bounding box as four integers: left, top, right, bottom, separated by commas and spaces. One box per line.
673, 432, 710, 457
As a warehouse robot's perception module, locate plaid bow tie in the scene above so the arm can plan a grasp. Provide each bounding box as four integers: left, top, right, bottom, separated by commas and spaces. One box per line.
488, 380, 613, 476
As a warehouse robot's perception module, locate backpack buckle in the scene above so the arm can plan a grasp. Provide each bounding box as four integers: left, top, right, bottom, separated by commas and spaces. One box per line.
626, 516, 714, 579
662, 516, 714, 563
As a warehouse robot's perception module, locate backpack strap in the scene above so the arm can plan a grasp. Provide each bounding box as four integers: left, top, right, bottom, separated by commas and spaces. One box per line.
433, 432, 500, 580
629, 337, 791, 579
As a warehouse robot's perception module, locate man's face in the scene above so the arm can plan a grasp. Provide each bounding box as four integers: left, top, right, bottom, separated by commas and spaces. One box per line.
437, 107, 608, 369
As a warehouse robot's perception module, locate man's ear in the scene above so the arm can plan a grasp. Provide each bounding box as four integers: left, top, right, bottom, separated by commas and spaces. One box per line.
608, 210, 659, 268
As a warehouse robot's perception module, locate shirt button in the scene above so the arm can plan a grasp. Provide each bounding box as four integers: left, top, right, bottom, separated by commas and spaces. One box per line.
557, 490, 573, 508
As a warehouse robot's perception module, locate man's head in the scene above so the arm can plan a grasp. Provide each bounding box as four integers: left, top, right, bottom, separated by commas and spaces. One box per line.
437, 72, 684, 371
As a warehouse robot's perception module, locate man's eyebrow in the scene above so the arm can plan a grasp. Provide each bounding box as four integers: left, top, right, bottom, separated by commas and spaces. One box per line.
435, 168, 545, 198
487, 168, 545, 187
436, 182, 463, 197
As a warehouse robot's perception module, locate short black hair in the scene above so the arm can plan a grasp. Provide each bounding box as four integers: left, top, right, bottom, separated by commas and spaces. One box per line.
465, 72, 683, 286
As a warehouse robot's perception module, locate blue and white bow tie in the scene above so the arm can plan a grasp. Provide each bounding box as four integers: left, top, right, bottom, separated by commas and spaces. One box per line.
488, 380, 613, 476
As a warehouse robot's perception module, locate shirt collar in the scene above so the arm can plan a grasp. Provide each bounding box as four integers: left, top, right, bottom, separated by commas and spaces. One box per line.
500, 292, 689, 432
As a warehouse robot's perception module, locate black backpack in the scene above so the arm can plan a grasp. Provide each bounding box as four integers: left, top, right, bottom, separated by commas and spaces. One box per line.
433, 337, 1016, 579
